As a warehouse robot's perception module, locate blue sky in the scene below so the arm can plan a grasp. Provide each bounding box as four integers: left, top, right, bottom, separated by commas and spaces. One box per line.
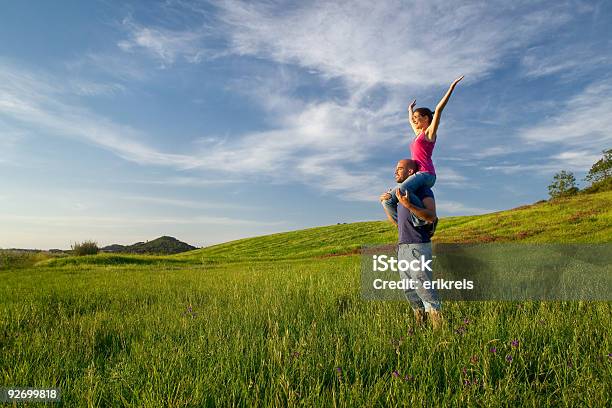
1, 0, 611, 249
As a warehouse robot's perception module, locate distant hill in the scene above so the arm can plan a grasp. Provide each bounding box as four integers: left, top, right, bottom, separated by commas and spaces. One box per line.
101, 236, 197, 255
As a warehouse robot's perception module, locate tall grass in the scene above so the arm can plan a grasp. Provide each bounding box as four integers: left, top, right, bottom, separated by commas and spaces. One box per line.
1, 257, 610, 406
1, 191, 611, 406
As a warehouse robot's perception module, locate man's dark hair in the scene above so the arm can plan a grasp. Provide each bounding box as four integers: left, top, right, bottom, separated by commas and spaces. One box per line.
401, 159, 419, 172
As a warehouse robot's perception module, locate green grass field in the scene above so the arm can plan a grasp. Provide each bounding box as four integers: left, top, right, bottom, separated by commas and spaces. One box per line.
1, 192, 611, 406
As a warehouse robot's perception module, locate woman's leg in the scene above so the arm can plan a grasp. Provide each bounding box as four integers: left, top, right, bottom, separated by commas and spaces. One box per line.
382, 173, 436, 225
397, 172, 436, 200
381, 188, 399, 223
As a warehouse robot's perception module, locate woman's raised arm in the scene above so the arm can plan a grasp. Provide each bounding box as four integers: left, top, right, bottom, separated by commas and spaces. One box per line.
426, 75, 464, 141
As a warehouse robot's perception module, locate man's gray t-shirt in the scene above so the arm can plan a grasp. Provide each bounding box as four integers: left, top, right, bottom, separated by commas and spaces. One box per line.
397, 187, 434, 244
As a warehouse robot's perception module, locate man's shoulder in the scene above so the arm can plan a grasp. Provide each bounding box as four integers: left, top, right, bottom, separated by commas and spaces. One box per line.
415, 186, 434, 199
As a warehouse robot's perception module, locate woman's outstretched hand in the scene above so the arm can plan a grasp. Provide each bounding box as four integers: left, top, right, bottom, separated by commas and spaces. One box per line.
451, 75, 464, 87
408, 99, 416, 110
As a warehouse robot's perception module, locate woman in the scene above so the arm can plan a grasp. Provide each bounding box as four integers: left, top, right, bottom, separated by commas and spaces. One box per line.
382, 75, 464, 224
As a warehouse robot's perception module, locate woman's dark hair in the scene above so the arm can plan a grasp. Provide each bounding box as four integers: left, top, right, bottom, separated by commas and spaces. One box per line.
414, 107, 434, 124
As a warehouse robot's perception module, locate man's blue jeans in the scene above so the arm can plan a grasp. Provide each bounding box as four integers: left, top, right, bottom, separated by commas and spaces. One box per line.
382, 172, 436, 226
397, 242, 441, 312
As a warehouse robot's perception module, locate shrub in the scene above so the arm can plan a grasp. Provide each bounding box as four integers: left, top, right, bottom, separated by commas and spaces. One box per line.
71, 240, 99, 256
0, 250, 55, 269
548, 170, 579, 199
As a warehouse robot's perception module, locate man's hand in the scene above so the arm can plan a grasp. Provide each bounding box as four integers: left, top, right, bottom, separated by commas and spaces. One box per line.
379, 192, 391, 202
396, 188, 412, 209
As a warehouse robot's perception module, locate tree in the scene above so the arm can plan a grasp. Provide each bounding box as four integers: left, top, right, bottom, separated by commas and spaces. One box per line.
585, 148, 611, 185
548, 170, 578, 199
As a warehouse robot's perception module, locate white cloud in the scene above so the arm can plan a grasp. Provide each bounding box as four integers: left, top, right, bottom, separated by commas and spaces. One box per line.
73, 0, 586, 207
122, 194, 246, 210
483, 163, 561, 175
0, 62, 201, 169
433, 166, 469, 188
67, 52, 151, 82
124, 177, 242, 186
436, 200, 491, 215
522, 81, 612, 146
551, 151, 601, 168
0, 213, 283, 228
117, 18, 212, 66
521, 44, 611, 80
70, 80, 126, 96
213, 0, 572, 87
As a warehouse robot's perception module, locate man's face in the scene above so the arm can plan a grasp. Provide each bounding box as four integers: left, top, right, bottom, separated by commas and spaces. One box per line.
395, 161, 413, 183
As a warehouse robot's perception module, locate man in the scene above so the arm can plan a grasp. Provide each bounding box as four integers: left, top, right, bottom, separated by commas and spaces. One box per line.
379, 159, 443, 329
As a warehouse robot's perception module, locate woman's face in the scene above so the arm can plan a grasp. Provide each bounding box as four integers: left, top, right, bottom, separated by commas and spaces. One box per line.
412, 112, 430, 130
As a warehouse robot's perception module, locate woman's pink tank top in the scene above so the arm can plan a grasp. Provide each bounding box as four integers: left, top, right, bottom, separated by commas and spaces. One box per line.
410, 131, 436, 174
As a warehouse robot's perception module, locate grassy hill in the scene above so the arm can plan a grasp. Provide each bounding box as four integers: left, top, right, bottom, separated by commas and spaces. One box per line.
173, 190, 612, 262
35, 190, 612, 268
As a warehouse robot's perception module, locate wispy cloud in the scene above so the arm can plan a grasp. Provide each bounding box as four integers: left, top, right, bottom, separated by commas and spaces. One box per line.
0, 61, 201, 169
521, 44, 611, 80
481, 150, 603, 175
89, 0, 597, 203
521, 80, 612, 153
0, 213, 284, 228
123, 176, 242, 186
117, 17, 213, 67
122, 194, 245, 210
436, 200, 491, 215
213, 0, 573, 87
69, 80, 126, 97
483, 163, 562, 175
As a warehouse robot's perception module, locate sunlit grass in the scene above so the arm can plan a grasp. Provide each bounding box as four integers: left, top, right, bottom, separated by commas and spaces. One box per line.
1, 191, 611, 406
1, 256, 611, 406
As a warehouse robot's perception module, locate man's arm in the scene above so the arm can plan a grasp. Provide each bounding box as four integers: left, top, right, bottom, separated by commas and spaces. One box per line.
396, 188, 437, 222
379, 192, 397, 227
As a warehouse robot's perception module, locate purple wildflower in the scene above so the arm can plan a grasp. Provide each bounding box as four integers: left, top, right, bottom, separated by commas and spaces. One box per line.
183, 305, 197, 318
463, 379, 471, 386
392, 370, 400, 378
608, 353, 612, 360
336, 367, 342, 373
490, 347, 497, 354
511, 339, 519, 348
506, 354, 513, 362
403, 374, 414, 382
463, 318, 470, 325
